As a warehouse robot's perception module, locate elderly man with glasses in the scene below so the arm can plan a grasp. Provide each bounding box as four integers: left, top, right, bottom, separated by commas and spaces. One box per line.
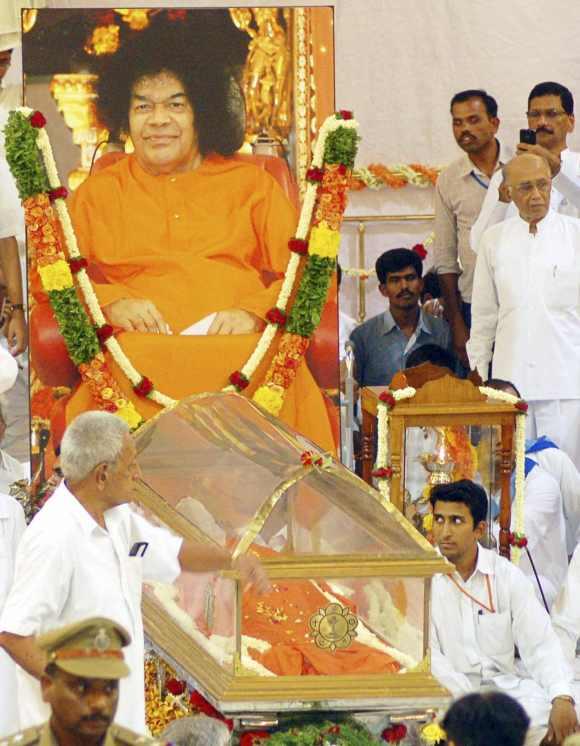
471, 81, 580, 250
467, 152, 580, 473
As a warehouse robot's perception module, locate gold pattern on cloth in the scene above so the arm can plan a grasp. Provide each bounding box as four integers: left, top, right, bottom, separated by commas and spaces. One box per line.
309, 602, 359, 651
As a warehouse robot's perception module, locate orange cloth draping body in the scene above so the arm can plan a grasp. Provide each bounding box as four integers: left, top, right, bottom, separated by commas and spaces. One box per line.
62, 155, 334, 449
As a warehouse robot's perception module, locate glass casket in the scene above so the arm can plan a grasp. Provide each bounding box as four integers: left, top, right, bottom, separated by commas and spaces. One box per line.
134, 392, 451, 715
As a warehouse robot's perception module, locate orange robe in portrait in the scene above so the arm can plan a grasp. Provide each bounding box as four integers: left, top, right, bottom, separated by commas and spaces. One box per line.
63, 154, 334, 450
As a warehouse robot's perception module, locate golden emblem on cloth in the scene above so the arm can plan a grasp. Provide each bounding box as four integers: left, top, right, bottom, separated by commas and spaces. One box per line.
93, 627, 111, 651
309, 603, 358, 651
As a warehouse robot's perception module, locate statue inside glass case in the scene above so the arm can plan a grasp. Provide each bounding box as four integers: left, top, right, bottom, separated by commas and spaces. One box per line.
134, 392, 450, 715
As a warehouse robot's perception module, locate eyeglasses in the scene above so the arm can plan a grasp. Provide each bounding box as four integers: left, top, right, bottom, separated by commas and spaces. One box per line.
526, 109, 567, 120
514, 178, 551, 194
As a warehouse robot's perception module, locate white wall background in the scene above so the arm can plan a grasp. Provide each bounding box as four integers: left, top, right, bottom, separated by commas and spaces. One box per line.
16, 0, 580, 324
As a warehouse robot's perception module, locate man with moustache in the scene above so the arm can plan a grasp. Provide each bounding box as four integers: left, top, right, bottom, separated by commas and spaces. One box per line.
349, 248, 451, 387
433, 89, 510, 369
471, 82, 580, 250
3, 617, 164, 745
467, 153, 580, 470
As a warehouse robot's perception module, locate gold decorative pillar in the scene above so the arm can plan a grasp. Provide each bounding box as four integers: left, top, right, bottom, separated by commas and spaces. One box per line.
49, 74, 107, 190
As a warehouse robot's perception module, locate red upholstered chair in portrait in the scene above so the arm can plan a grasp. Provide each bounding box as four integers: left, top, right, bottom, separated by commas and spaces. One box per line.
30, 151, 338, 446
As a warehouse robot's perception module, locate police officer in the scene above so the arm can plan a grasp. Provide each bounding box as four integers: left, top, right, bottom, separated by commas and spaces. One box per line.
1, 617, 165, 745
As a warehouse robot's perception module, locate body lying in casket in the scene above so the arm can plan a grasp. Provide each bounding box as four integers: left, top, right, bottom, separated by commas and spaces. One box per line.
135, 392, 451, 713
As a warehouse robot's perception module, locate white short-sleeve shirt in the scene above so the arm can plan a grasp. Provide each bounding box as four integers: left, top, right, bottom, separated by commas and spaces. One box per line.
0, 482, 182, 731
0, 492, 25, 736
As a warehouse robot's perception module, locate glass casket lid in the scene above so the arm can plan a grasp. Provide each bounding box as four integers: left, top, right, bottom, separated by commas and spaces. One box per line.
134, 393, 447, 568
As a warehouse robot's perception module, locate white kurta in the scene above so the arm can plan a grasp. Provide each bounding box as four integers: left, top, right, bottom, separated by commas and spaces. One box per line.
431, 546, 574, 727
0, 450, 26, 495
0, 492, 25, 736
552, 544, 580, 665
518, 465, 568, 610
526, 445, 580, 555
0, 482, 182, 732
470, 148, 580, 253
467, 210, 580, 401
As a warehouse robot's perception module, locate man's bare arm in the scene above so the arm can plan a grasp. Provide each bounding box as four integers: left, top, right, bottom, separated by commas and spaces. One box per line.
0, 236, 27, 355
178, 541, 269, 593
0, 631, 46, 680
439, 273, 470, 368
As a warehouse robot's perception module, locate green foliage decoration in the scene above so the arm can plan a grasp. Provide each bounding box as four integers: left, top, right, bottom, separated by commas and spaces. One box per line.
4, 111, 49, 200
48, 287, 101, 366
285, 255, 335, 338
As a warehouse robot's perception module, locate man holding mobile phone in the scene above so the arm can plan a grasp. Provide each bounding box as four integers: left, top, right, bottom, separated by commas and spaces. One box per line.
471, 81, 580, 251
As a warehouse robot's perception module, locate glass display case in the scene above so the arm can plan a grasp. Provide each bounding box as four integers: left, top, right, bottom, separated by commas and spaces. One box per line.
360, 366, 520, 557
134, 392, 451, 715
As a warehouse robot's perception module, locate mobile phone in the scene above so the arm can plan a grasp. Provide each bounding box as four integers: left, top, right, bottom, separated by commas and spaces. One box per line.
520, 128, 536, 145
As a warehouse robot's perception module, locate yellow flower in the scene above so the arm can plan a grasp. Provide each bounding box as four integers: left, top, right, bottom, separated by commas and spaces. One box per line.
422, 512, 433, 532
38, 259, 74, 291
308, 221, 341, 258
421, 722, 446, 745
253, 384, 285, 416
116, 403, 144, 431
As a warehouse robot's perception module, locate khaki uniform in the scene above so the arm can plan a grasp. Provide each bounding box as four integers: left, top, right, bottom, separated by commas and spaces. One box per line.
1, 618, 165, 746
0, 722, 165, 745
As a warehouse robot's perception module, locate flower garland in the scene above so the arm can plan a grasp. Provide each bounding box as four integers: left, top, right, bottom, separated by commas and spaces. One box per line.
246, 112, 360, 416
373, 384, 528, 562
8, 107, 359, 425
350, 163, 441, 191
5, 110, 145, 430
371, 387, 416, 501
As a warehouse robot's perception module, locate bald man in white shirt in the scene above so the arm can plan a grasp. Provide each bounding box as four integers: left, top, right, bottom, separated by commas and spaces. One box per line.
467, 153, 580, 471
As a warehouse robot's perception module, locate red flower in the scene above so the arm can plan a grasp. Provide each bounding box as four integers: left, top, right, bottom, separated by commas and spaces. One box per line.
102, 401, 118, 413
328, 725, 341, 734
229, 370, 249, 390
382, 723, 407, 742
412, 243, 427, 260
288, 237, 308, 255
515, 400, 529, 413
518, 536, 528, 548
301, 450, 323, 467
266, 307, 287, 326
508, 532, 528, 548
68, 256, 88, 274
338, 109, 354, 120
379, 391, 396, 408
48, 186, 68, 202
189, 690, 234, 731
372, 467, 393, 479
165, 678, 186, 696
284, 357, 300, 370
29, 110, 47, 128
306, 167, 325, 182
133, 376, 154, 397
167, 9, 187, 20
95, 324, 114, 345
96, 10, 115, 24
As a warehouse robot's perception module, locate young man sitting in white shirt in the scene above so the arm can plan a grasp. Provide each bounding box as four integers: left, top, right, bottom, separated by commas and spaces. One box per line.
430, 479, 577, 745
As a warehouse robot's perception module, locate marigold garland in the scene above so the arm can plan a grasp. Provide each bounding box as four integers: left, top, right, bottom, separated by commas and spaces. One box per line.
350, 162, 441, 191
7, 107, 359, 428
5, 113, 145, 431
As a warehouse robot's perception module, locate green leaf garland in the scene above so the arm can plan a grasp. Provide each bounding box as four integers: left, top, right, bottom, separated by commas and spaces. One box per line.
4, 111, 49, 200
285, 255, 335, 338
266, 716, 379, 745
323, 127, 361, 170
48, 287, 101, 366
